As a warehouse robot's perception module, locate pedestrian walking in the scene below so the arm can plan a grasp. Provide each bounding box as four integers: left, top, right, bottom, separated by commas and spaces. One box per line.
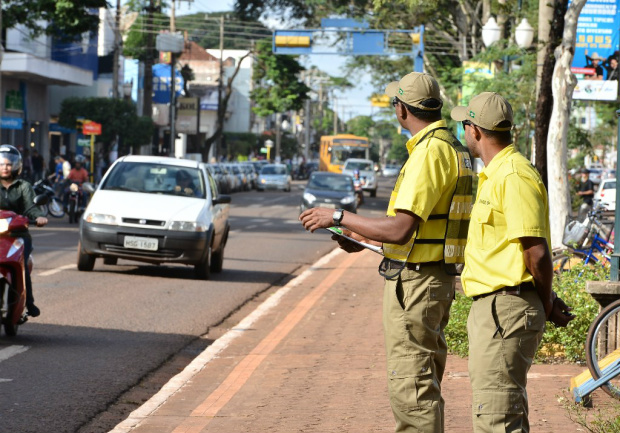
300, 72, 473, 433
31, 149, 44, 181
450, 92, 574, 433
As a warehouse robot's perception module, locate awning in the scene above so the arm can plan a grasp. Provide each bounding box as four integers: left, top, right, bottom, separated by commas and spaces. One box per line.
1, 52, 93, 86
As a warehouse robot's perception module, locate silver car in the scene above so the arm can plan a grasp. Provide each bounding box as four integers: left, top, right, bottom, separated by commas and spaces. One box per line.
257, 164, 291, 192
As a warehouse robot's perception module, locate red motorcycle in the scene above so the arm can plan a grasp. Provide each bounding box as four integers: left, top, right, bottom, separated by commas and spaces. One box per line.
0, 194, 47, 336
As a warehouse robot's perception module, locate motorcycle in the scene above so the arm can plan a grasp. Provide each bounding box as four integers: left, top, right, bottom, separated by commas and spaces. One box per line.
33, 178, 65, 218
0, 194, 48, 336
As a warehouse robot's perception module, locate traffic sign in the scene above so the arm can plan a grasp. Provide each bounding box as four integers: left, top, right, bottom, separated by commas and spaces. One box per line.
260, 147, 268, 154
83, 121, 102, 135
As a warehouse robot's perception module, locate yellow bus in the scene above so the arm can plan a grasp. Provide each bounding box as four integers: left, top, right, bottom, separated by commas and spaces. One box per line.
319, 134, 370, 173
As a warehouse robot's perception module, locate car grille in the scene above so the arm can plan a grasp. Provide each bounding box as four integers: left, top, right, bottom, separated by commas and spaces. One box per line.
102, 244, 181, 259
122, 218, 166, 227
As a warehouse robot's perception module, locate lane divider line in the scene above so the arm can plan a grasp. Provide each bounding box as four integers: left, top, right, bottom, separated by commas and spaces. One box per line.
38, 264, 76, 277
109, 247, 346, 433
0, 345, 29, 363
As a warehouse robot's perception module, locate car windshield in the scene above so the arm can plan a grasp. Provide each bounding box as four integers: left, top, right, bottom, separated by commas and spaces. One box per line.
261, 165, 287, 175
102, 162, 206, 198
308, 175, 353, 192
344, 161, 373, 171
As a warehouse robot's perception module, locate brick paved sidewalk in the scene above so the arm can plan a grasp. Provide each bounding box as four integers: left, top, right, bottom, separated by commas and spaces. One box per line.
110, 248, 595, 433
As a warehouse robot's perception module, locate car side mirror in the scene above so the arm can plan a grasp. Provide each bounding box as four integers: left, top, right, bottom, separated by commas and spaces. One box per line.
213, 194, 231, 205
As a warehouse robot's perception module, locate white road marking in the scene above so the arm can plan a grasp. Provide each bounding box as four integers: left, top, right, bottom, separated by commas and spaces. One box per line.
0, 345, 29, 362
31, 232, 57, 238
246, 225, 258, 230
38, 264, 76, 277
109, 247, 345, 433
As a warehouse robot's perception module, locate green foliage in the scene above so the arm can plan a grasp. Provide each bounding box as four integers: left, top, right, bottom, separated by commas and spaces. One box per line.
386, 133, 409, 163
3, 0, 106, 39
58, 97, 154, 152
445, 262, 605, 362
559, 391, 620, 432
123, 12, 168, 61
445, 292, 472, 357
346, 116, 375, 138
223, 132, 258, 159
251, 39, 310, 117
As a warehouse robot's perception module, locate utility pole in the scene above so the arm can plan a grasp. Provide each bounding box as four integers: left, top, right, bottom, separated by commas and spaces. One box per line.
169, 2, 177, 154
0, 0, 3, 140
112, 0, 121, 98
217, 15, 224, 160
143, 0, 156, 118
170, 0, 176, 32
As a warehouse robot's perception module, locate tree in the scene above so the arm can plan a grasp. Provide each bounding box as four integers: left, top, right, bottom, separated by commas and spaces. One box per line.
547, 0, 588, 247
3, 0, 106, 39
58, 97, 154, 154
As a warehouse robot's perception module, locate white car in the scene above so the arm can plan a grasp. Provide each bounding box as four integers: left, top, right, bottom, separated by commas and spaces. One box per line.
77, 156, 231, 279
594, 178, 616, 211
342, 158, 378, 197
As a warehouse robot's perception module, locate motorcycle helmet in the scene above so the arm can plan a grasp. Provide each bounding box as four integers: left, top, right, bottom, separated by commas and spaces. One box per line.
353, 169, 360, 179
0, 145, 22, 177
75, 154, 87, 165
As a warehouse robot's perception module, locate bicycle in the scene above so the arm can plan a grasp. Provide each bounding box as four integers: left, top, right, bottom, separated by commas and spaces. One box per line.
553, 206, 614, 274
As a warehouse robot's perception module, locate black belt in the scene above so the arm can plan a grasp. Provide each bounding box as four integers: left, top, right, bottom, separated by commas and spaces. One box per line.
385, 260, 444, 271
472, 282, 536, 301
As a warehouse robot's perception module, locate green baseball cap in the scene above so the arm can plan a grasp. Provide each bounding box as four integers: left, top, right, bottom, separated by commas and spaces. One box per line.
450, 92, 513, 131
384, 72, 442, 110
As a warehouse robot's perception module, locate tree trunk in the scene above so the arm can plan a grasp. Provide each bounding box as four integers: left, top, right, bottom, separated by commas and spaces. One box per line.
202, 51, 252, 162
547, 0, 587, 248
534, 0, 568, 188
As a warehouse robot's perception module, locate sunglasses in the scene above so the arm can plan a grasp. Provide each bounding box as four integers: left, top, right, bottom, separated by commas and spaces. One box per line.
392, 97, 400, 108
462, 120, 474, 128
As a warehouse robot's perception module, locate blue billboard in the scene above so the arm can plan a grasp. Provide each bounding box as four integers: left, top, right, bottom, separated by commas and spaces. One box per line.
152, 64, 184, 104
572, 0, 620, 100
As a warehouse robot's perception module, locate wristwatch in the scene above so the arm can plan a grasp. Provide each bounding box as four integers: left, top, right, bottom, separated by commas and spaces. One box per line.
332, 209, 344, 226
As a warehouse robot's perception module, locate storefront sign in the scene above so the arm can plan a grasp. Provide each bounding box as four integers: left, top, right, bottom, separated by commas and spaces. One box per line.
0, 117, 23, 130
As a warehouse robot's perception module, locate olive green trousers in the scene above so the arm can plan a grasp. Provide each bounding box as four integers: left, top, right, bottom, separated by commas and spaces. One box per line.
383, 264, 455, 433
467, 290, 546, 433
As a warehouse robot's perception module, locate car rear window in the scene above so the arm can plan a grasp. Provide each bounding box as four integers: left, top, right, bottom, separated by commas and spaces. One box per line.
344, 161, 373, 171
261, 166, 287, 175
308, 175, 353, 192
102, 162, 206, 198
602, 181, 616, 190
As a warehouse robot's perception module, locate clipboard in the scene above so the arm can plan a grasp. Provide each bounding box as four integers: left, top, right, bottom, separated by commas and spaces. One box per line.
325, 227, 384, 255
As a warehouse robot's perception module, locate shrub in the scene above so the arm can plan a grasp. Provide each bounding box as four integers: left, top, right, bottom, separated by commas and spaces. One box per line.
445, 261, 606, 363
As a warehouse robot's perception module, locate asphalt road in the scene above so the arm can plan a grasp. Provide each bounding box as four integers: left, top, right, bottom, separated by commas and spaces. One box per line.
0, 177, 393, 433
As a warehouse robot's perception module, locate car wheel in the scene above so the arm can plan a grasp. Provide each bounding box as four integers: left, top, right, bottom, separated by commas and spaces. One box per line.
103, 257, 118, 265
77, 240, 95, 271
195, 245, 212, 280
370, 189, 377, 198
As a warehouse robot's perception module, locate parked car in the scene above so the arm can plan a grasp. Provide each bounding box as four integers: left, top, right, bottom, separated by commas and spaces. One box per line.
382, 164, 400, 177
589, 168, 603, 185
240, 163, 258, 189
222, 163, 242, 192
341, 158, 378, 197
257, 164, 291, 192
206, 163, 232, 194
300, 172, 357, 214
594, 178, 616, 211
77, 155, 231, 279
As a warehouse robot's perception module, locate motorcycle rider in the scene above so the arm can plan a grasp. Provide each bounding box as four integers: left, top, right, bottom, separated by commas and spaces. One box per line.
0, 145, 47, 317
63, 155, 89, 210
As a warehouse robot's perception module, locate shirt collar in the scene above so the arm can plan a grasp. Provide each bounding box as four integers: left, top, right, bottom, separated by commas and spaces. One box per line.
479, 144, 516, 181
405, 120, 447, 154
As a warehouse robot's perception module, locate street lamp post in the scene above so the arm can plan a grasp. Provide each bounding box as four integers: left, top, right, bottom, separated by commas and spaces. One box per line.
481, 16, 534, 71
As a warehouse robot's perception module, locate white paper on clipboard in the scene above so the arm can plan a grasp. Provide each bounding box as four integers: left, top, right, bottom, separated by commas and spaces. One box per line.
325, 227, 384, 255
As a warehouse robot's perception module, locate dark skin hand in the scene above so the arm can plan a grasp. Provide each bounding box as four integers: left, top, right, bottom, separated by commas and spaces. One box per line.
521, 236, 575, 327
299, 206, 421, 246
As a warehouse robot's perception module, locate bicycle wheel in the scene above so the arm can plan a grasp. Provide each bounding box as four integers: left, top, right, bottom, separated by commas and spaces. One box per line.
552, 249, 587, 273
586, 299, 620, 399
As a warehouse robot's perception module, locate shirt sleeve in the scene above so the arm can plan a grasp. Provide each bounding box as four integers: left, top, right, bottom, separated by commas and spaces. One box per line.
501, 172, 547, 240
22, 183, 43, 220
392, 144, 451, 221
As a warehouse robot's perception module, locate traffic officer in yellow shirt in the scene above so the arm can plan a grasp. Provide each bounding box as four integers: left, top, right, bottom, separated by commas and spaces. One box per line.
451, 92, 574, 433
300, 72, 473, 433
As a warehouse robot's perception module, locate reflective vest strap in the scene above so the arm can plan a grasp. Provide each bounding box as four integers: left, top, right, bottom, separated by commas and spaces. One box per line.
414, 239, 444, 244
427, 214, 448, 220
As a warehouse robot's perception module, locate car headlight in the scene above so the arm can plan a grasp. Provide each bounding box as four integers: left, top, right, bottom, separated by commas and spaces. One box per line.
85, 213, 117, 225
341, 195, 356, 205
303, 192, 316, 203
169, 221, 207, 232
0, 218, 10, 234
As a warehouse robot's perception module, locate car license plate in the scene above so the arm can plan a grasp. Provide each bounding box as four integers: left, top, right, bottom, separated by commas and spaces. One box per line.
322, 203, 336, 209
124, 236, 158, 251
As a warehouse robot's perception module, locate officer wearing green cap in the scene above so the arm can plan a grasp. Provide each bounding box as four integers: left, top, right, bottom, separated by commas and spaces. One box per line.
300, 72, 473, 432
451, 92, 574, 432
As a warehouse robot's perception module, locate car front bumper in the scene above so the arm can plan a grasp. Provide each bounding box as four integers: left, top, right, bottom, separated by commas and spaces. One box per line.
80, 221, 209, 265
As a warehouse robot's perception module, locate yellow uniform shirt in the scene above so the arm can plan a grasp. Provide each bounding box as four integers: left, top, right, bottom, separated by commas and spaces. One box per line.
383, 120, 459, 263
461, 145, 551, 297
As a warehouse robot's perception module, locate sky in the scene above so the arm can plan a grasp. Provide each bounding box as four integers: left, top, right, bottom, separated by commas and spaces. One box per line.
170, 0, 378, 120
